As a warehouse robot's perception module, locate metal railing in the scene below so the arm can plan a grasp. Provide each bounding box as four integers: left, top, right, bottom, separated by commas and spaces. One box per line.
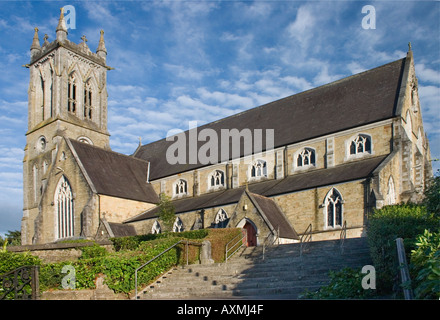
0, 265, 39, 300
339, 220, 347, 254
225, 229, 247, 262
396, 238, 414, 299
134, 239, 201, 300
262, 227, 279, 260
299, 223, 312, 257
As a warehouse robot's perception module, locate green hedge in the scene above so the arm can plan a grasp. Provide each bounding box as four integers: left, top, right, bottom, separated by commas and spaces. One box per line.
366, 203, 439, 294
111, 229, 209, 251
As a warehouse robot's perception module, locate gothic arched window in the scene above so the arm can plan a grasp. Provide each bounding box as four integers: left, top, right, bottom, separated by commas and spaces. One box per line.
55, 175, 74, 239
210, 170, 225, 189
67, 73, 77, 113
84, 80, 93, 120
173, 217, 184, 232
151, 220, 161, 234
297, 148, 316, 168
325, 188, 343, 228
385, 176, 396, 206
349, 134, 371, 155
174, 179, 188, 196
250, 159, 267, 178
214, 209, 229, 228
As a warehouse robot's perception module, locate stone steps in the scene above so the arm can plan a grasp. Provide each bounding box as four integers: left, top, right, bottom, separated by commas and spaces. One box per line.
137, 237, 372, 299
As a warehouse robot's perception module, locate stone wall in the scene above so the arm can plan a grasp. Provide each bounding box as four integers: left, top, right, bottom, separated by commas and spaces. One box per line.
8, 241, 113, 263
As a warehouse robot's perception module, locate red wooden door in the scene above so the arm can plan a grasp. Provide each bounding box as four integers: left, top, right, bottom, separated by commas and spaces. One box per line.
243, 221, 257, 247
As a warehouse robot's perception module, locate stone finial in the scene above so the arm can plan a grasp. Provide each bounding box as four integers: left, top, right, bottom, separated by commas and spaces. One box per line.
408, 42, 412, 52
43, 34, 50, 46
96, 29, 107, 60
56, 7, 68, 41
30, 27, 41, 52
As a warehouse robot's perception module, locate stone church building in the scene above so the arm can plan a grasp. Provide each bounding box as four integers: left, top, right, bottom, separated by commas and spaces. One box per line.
21, 10, 432, 245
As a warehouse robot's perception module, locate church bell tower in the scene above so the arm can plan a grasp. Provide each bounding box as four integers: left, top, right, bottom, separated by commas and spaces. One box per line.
22, 8, 112, 244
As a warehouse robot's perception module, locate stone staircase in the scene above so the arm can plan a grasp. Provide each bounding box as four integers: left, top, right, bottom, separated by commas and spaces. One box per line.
137, 237, 372, 299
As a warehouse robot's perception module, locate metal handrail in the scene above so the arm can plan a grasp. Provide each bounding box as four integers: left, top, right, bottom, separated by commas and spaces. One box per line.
225, 229, 247, 262
396, 238, 414, 299
262, 226, 279, 260
300, 223, 312, 257
134, 239, 201, 300
339, 220, 347, 254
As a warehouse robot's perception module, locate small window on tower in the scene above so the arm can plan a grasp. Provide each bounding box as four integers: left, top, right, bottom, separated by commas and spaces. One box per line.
84, 81, 92, 120
67, 73, 77, 114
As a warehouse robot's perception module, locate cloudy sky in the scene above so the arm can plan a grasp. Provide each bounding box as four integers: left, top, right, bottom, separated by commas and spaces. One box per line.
0, 0, 439, 236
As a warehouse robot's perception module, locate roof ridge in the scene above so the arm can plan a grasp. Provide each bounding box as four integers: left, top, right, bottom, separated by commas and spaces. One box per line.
69, 138, 149, 164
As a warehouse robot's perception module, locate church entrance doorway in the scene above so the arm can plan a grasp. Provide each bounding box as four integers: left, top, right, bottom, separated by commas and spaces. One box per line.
243, 221, 257, 247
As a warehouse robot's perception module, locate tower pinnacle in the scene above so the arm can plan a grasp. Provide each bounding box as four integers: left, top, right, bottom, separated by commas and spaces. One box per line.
96, 30, 107, 60
56, 7, 68, 42
30, 27, 41, 57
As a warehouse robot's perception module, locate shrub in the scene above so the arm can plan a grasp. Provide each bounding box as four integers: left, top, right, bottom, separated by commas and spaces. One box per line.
366, 203, 439, 294
111, 229, 209, 251
410, 230, 440, 299
299, 267, 376, 299
0, 251, 41, 275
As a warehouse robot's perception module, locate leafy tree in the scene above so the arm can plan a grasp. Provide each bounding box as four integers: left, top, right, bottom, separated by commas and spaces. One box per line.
0, 230, 21, 247
158, 193, 176, 232
423, 174, 440, 218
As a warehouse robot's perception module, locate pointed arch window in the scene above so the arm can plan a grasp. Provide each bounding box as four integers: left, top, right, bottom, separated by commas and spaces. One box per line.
67, 73, 77, 113
214, 209, 229, 228
385, 176, 396, 206
250, 159, 267, 178
349, 134, 371, 155
174, 179, 188, 196
151, 220, 161, 234
296, 148, 316, 168
55, 175, 74, 239
84, 80, 93, 120
325, 188, 343, 228
210, 170, 225, 189
173, 217, 184, 232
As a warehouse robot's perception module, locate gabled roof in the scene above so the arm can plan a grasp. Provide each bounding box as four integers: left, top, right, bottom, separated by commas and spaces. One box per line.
125, 155, 387, 223
67, 139, 159, 204
246, 191, 299, 240
134, 58, 406, 180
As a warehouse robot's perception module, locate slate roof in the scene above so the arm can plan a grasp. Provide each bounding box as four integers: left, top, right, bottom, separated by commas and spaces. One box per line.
68, 139, 160, 204
247, 191, 299, 240
133, 58, 405, 180
125, 155, 387, 223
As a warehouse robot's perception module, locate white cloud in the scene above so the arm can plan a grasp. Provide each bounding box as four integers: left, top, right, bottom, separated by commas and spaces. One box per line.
416, 64, 440, 85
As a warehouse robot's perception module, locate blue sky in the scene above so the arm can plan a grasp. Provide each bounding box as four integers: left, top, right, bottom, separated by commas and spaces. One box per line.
0, 0, 439, 236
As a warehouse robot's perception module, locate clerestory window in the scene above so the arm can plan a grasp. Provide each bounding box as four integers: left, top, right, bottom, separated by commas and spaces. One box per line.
349, 134, 371, 155
210, 170, 225, 189
174, 179, 188, 196
250, 160, 267, 178
297, 148, 316, 168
